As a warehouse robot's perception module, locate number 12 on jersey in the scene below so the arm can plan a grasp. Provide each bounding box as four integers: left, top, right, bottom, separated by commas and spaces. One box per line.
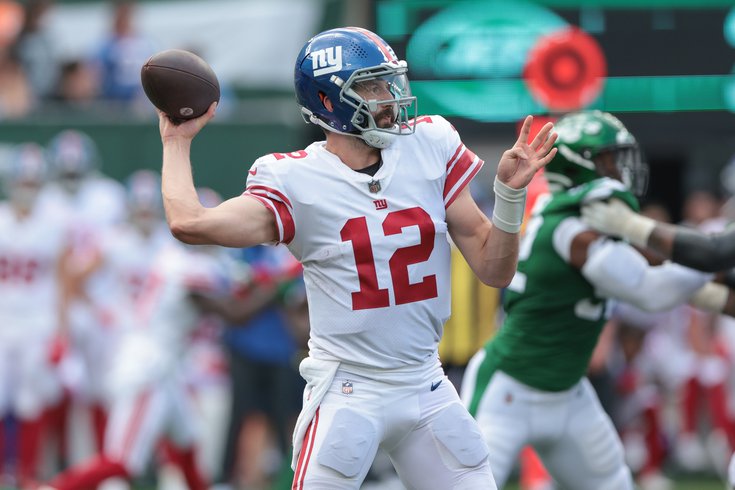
341, 207, 438, 310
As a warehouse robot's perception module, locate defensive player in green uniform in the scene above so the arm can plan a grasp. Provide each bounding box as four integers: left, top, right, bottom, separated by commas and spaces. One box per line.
460, 111, 735, 490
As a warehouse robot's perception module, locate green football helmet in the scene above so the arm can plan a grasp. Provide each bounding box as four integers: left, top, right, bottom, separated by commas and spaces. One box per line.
546, 110, 648, 196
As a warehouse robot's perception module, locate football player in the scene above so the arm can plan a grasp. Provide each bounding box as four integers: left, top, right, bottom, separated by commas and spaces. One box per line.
460, 110, 735, 490
43, 237, 230, 490
155, 26, 557, 490
0, 144, 72, 488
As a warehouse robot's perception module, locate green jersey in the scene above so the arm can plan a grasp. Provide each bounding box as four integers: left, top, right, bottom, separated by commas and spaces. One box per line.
468, 178, 638, 413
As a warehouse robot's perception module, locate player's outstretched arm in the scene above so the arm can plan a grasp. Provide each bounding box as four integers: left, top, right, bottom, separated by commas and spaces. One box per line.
447, 115, 556, 287
159, 103, 277, 247
582, 198, 735, 272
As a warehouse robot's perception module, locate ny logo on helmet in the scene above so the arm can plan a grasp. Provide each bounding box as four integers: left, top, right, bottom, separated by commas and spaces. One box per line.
312, 46, 343, 77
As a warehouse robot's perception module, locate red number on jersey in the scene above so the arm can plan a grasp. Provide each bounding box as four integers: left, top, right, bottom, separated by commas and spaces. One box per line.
0, 256, 40, 283
341, 217, 390, 310
341, 207, 437, 310
272, 151, 308, 160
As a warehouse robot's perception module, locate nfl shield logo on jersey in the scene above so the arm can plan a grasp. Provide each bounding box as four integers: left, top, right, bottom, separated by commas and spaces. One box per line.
342, 380, 353, 395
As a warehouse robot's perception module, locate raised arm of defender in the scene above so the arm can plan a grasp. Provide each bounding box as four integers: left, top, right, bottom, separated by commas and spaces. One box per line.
582, 198, 735, 272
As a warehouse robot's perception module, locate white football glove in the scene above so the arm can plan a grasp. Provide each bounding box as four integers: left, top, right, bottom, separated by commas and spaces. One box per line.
581, 198, 656, 248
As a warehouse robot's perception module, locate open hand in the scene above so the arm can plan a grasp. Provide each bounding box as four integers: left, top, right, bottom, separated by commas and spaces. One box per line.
496, 115, 557, 190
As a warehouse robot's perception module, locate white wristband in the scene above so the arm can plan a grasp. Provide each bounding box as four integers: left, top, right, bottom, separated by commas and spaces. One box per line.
623, 214, 657, 249
689, 282, 729, 313
492, 176, 527, 234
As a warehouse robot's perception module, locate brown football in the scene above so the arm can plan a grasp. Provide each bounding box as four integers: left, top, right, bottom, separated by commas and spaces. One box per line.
141, 49, 220, 122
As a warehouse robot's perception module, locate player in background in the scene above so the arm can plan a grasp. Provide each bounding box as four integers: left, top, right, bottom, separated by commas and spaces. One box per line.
39, 129, 126, 229
60, 169, 175, 459
155, 26, 557, 490
460, 110, 735, 490
34, 130, 129, 472
42, 230, 231, 490
0, 143, 72, 489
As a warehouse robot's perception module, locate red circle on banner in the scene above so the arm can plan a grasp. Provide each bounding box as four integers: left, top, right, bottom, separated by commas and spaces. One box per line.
523, 28, 607, 111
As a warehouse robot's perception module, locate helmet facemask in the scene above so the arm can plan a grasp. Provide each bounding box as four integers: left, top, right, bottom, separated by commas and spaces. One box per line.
592, 144, 648, 197
336, 63, 417, 149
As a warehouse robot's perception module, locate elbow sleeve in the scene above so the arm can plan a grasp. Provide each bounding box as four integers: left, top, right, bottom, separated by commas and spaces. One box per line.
672, 228, 735, 272
582, 239, 711, 312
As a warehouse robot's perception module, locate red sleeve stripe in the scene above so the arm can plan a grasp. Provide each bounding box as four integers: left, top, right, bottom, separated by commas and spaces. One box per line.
242, 193, 295, 244
444, 149, 484, 208
446, 143, 464, 172
246, 184, 293, 210
444, 145, 480, 197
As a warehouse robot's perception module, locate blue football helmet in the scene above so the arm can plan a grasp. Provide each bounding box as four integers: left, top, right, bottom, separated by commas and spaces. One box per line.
294, 27, 417, 149
3, 142, 48, 207
47, 130, 100, 177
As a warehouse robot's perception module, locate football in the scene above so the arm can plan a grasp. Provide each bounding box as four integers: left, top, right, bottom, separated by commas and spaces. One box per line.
140, 49, 220, 122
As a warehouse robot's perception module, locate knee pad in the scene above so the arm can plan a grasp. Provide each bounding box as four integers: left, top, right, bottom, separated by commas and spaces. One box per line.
316, 409, 377, 478
431, 403, 489, 468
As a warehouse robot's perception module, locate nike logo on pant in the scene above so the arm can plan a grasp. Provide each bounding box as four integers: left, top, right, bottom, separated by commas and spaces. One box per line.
430, 379, 443, 391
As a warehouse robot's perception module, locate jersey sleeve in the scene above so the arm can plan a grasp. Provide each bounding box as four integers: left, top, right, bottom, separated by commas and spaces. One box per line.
242, 155, 296, 244
423, 116, 485, 208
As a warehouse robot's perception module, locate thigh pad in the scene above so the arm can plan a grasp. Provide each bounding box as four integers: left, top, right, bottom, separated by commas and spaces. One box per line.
431, 403, 489, 468
316, 408, 377, 478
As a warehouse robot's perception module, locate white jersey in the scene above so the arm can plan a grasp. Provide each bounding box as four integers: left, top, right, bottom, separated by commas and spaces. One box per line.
108, 243, 229, 391
0, 202, 70, 336
91, 223, 175, 331
244, 115, 483, 368
38, 175, 127, 231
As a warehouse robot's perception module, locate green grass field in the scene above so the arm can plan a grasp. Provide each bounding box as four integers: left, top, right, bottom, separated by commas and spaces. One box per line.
502, 475, 727, 490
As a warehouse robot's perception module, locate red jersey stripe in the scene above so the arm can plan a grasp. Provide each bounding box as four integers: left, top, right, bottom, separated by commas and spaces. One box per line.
246, 184, 294, 210
242, 193, 294, 244
446, 143, 464, 172
444, 146, 479, 199
293, 407, 320, 490
445, 158, 483, 208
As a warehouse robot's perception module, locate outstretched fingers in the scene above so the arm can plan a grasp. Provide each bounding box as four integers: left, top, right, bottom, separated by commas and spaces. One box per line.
537, 130, 558, 156
529, 121, 554, 150
536, 147, 558, 168
515, 115, 533, 147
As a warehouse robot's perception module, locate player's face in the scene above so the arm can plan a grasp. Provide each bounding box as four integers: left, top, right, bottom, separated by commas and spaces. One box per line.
9, 178, 42, 210
59, 170, 83, 194
353, 79, 397, 128
594, 150, 622, 182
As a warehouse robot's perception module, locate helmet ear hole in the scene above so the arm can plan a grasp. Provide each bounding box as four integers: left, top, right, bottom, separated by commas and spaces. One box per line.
318, 92, 332, 112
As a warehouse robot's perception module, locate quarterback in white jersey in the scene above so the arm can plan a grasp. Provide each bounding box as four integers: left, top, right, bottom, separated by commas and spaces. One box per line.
156, 27, 556, 490
246, 116, 472, 369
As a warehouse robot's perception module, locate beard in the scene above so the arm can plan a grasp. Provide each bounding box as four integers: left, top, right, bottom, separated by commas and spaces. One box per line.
374, 104, 397, 129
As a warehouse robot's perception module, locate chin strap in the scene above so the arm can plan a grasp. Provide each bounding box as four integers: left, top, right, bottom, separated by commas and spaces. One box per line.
360, 129, 395, 149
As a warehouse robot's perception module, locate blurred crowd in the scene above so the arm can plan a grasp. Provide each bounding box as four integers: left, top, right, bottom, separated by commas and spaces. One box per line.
0, 130, 309, 490
0, 0, 155, 119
